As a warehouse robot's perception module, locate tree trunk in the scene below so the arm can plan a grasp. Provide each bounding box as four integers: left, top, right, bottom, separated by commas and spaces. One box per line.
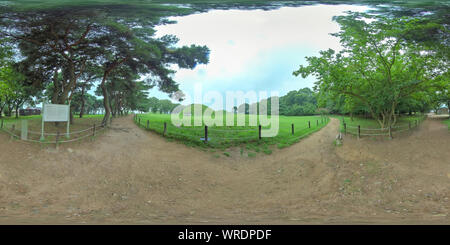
101, 78, 111, 126
7, 104, 13, 117
15, 104, 19, 118
79, 85, 86, 118
70, 106, 74, 125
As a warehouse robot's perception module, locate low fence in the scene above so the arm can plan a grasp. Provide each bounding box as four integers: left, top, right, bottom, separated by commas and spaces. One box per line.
341, 116, 427, 139
133, 114, 330, 146
0, 118, 108, 146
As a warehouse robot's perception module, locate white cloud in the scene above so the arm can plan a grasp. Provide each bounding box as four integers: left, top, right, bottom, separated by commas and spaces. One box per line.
151, 4, 370, 108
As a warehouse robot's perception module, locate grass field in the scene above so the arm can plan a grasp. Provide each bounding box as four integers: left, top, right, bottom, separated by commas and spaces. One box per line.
332, 114, 426, 137
136, 113, 329, 154
0, 114, 107, 142
444, 118, 450, 130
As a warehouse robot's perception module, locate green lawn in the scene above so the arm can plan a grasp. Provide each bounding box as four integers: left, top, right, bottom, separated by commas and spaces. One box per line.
135, 113, 329, 154
0, 114, 107, 142
444, 119, 450, 130
331, 114, 426, 136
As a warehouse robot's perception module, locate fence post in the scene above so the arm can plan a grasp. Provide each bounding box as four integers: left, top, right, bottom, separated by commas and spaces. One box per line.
93, 123, 96, 137
1, 119, 3, 129
204, 125, 208, 143
344, 122, 347, 135
163, 122, 167, 137
138, 117, 140, 126
291, 123, 294, 135
389, 125, 393, 139
316, 120, 318, 126
308, 121, 311, 128
147, 120, 149, 129
258, 125, 262, 140
357, 125, 360, 139
56, 131, 60, 150
408, 121, 411, 130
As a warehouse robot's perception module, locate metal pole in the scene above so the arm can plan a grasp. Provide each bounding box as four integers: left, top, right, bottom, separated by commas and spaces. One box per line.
358, 125, 360, 139
291, 123, 294, 135
205, 125, 208, 143
344, 122, 347, 135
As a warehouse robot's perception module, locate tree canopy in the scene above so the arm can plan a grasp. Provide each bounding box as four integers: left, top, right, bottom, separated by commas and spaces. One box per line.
0, 4, 209, 124
294, 12, 449, 127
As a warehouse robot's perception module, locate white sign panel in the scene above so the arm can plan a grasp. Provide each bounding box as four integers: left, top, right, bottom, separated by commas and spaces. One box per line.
43, 104, 69, 122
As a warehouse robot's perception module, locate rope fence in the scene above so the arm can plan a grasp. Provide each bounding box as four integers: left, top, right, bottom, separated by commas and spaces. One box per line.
0, 118, 109, 146
341, 115, 427, 139
133, 114, 330, 146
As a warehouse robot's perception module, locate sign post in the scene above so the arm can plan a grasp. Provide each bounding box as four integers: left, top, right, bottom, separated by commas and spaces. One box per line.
40, 102, 46, 141
66, 100, 71, 139
41, 102, 70, 141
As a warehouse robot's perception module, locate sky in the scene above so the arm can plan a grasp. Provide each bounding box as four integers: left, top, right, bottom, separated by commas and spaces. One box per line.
150, 4, 369, 109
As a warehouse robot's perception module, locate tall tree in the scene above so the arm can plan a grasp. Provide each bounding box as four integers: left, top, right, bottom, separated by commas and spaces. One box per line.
294, 13, 448, 128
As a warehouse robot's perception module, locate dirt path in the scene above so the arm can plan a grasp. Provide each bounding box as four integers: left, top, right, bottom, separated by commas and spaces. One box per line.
0, 116, 448, 224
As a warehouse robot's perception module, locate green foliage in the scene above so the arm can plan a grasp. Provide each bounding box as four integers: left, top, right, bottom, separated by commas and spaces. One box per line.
279, 88, 317, 116
0, 3, 210, 125
294, 12, 448, 128
443, 118, 450, 130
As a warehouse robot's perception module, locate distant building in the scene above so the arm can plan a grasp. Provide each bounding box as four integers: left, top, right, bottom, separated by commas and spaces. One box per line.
19, 107, 41, 116
437, 107, 449, 115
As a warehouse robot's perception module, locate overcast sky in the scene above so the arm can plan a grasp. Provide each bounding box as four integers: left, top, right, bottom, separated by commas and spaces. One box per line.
150, 4, 369, 108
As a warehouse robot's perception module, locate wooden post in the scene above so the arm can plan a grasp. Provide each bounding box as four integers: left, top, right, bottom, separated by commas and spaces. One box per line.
308, 121, 311, 128
1, 119, 3, 129
357, 125, 360, 139
93, 123, 96, 137
316, 120, 318, 126
291, 123, 294, 135
344, 122, 347, 135
389, 125, 393, 139
56, 131, 60, 150
258, 125, 262, 140
408, 121, 411, 130
163, 122, 167, 136
138, 117, 140, 126
147, 120, 149, 129
204, 125, 208, 143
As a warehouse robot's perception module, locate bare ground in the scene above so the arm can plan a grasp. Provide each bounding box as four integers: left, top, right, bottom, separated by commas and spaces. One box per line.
0, 115, 448, 224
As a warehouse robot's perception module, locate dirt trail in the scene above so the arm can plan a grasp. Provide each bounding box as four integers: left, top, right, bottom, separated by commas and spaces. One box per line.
0, 116, 448, 224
